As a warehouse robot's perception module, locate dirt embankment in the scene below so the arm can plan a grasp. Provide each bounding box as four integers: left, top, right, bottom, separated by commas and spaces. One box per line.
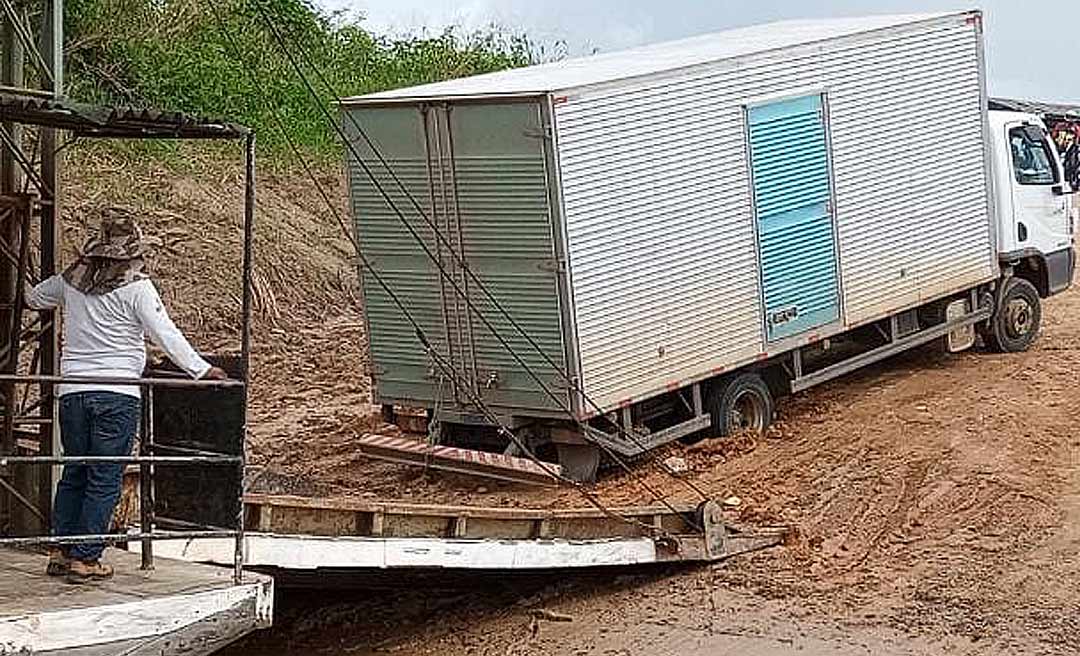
61, 145, 372, 478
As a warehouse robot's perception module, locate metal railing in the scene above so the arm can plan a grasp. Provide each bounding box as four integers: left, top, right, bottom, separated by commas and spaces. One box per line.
0, 97, 256, 584
0, 374, 248, 583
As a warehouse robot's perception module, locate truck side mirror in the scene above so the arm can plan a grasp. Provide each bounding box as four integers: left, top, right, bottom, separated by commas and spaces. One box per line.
1051, 184, 1065, 196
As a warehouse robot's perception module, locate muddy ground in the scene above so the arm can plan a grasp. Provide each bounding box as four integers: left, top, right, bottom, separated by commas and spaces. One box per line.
225, 248, 1079, 655
69, 149, 1078, 654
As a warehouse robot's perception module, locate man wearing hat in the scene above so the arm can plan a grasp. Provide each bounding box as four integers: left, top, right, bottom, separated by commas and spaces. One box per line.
26, 209, 227, 583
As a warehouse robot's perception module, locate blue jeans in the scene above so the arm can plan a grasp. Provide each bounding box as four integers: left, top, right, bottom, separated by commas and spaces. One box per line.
54, 392, 140, 561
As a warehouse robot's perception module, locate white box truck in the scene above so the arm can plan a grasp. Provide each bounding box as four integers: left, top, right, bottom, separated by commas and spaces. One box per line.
342, 11, 1075, 479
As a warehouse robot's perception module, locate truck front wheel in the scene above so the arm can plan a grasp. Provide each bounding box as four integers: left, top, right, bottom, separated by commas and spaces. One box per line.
984, 277, 1042, 353
707, 372, 775, 437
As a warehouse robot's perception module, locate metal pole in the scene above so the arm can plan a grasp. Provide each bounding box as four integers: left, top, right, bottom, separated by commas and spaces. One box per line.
0, 529, 240, 547
0, 1, 23, 533
0, 455, 241, 464
0, 126, 49, 194
1, 7, 24, 193
9, 198, 29, 368
0, 83, 49, 98
235, 131, 255, 585
139, 384, 154, 570
420, 107, 458, 405
0, 373, 243, 387
42, 0, 62, 93
38, 0, 63, 535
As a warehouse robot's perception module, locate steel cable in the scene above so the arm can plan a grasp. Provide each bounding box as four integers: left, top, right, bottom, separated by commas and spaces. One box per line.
258, 4, 714, 499
197, 0, 687, 535
248, 0, 713, 501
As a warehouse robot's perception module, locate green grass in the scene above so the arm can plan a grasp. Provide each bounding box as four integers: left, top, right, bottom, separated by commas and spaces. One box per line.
64, 0, 533, 155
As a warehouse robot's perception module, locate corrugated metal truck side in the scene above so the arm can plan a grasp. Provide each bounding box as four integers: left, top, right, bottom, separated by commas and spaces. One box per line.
551, 12, 994, 412
343, 10, 1072, 478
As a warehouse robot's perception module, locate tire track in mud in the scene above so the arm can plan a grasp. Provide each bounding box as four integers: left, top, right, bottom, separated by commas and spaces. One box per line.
234, 255, 1080, 655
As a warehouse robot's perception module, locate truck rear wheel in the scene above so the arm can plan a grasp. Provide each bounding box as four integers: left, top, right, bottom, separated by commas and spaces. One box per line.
984, 277, 1041, 353
555, 444, 600, 483
707, 372, 774, 437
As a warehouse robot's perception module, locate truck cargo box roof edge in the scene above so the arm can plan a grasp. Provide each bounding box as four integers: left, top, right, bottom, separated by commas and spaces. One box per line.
339, 11, 975, 105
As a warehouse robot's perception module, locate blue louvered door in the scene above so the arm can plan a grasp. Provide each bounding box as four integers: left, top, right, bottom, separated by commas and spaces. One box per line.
747, 94, 840, 342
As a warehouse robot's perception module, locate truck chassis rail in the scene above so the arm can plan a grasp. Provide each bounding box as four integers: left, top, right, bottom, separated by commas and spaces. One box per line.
791, 301, 992, 392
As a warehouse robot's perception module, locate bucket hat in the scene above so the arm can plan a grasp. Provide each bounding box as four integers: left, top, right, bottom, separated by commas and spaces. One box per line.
80, 208, 146, 260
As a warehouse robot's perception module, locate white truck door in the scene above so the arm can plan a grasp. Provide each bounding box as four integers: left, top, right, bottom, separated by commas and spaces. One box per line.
1005, 122, 1071, 254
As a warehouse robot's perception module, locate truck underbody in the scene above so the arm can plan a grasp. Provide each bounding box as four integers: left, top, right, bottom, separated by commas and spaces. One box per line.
367, 259, 1071, 483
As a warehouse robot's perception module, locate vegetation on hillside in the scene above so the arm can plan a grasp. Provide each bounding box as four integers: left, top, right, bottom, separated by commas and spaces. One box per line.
63, 0, 533, 153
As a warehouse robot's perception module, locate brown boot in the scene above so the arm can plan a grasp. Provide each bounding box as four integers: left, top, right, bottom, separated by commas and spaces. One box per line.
66, 558, 114, 584
45, 549, 71, 577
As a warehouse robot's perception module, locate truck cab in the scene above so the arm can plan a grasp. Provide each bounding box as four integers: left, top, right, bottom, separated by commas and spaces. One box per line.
988, 110, 1076, 296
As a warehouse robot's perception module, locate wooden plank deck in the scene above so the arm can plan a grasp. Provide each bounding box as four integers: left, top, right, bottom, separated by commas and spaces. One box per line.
242, 493, 699, 540
0, 547, 272, 656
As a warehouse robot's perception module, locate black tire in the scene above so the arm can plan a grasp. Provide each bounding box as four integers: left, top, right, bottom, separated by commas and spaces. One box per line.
984, 277, 1042, 353
707, 372, 775, 437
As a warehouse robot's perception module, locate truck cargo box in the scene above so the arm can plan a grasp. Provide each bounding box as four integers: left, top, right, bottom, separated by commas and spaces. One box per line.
342, 11, 996, 419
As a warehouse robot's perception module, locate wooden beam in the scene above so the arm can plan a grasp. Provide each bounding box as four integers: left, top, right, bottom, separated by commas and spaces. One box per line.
357, 433, 562, 486
243, 493, 699, 541
243, 493, 695, 520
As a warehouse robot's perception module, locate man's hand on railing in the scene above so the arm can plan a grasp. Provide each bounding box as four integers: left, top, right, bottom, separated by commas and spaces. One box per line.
202, 366, 229, 381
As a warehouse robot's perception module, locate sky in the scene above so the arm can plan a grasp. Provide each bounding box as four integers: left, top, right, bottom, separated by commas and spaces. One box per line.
314, 0, 1079, 105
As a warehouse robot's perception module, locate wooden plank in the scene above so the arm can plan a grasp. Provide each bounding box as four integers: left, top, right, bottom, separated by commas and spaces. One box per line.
243, 493, 700, 540
0, 548, 272, 654
357, 433, 562, 486
142, 518, 789, 572
243, 492, 695, 521
44, 600, 262, 656
150, 533, 669, 570
262, 506, 358, 537
383, 513, 452, 538
463, 517, 539, 540
256, 505, 273, 532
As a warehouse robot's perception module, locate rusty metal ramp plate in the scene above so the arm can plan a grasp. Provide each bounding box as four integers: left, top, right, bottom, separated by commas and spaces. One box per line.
357, 434, 562, 487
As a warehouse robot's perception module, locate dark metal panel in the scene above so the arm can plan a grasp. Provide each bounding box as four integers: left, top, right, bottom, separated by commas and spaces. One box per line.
344, 104, 446, 407
445, 101, 567, 411
150, 357, 244, 532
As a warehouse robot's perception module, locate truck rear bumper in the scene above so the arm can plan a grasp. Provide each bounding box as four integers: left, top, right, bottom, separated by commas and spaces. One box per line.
1047, 246, 1076, 295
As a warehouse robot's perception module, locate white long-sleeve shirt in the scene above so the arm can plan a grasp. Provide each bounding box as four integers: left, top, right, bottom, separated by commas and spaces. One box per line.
26, 275, 212, 398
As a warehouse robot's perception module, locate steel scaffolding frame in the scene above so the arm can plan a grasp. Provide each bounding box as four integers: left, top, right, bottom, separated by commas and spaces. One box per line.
0, 2, 256, 584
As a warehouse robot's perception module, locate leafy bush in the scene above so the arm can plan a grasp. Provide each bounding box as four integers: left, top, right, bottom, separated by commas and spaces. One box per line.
64, 0, 533, 153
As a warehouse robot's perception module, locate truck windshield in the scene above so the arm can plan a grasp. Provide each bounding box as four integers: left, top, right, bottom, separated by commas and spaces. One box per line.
1009, 126, 1059, 185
